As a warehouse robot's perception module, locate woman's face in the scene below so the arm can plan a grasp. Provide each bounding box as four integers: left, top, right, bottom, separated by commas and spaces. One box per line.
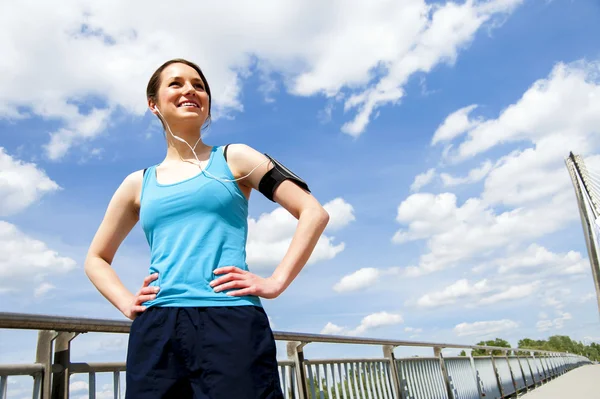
153, 63, 210, 125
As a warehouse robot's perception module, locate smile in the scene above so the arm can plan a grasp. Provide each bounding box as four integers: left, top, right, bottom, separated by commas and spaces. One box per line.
178, 101, 200, 108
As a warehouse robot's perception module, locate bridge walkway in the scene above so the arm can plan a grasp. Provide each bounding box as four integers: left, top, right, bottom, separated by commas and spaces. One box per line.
521, 364, 600, 399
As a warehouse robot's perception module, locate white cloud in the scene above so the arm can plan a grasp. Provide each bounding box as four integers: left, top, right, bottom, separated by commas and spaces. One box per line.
34, 282, 56, 298
340, 0, 522, 136
478, 282, 538, 305
481, 135, 583, 207
543, 296, 565, 310
323, 198, 356, 231
333, 268, 380, 293
580, 293, 596, 303
536, 311, 572, 332
393, 192, 576, 276
351, 312, 403, 336
414, 278, 538, 308
0, 221, 76, 293
454, 319, 518, 337
416, 279, 491, 308
440, 160, 493, 187
44, 109, 112, 161
320, 311, 403, 336
496, 244, 588, 275
0, 148, 61, 216
0, 0, 523, 158
70, 381, 88, 393
247, 198, 353, 269
390, 62, 600, 280
436, 62, 600, 161
71, 334, 128, 358
410, 168, 436, 192
392, 192, 468, 244
431, 104, 479, 144
321, 322, 346, 335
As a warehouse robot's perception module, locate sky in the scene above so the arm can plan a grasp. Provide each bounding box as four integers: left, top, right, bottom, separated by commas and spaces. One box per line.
1, 0, 600, 396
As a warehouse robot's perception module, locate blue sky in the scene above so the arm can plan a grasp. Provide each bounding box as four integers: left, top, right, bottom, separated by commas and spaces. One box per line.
1, 0, 600, 396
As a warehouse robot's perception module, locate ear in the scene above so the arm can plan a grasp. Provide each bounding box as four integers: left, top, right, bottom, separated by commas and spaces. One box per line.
148, 99, 158, 114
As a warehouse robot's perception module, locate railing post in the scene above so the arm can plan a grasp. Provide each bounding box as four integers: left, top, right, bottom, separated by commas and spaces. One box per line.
51, 332, 78, 399
504, 350, 518, 395
515, 352, 529, 393
287, 341, 309, 399
537, 354, 548, 382
526, 352, 538, 386
489, 352, 505, 399
382, 345, 402, 399
433, 347, 454, 399
36, 330, 58, 399
548, 354, 557, 378
467, 350, 484, 399
1, 375, 7, 399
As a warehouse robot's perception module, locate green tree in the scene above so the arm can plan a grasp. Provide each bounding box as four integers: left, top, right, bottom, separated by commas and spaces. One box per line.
518, 335, 599, 362
472, 338, 511, 356
306, 367, 382, 399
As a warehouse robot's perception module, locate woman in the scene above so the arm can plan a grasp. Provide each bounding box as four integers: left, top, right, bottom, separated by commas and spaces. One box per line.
84, 58, 329, 398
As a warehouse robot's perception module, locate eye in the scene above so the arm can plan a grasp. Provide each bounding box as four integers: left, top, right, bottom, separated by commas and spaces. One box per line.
169, 81, 181, 87
194, 84, 205, 91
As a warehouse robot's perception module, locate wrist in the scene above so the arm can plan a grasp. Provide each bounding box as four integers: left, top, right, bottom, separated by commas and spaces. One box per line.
270, 273, 288, 293
117, 293, 135, 316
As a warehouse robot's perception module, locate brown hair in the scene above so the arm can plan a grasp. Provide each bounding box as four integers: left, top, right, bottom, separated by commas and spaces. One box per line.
146, 58, 212, 127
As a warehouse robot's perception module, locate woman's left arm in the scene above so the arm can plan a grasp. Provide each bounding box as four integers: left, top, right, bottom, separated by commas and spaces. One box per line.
210, 144, 330, 298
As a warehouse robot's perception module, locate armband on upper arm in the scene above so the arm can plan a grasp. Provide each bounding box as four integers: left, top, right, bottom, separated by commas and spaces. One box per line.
258, 154, 310, 202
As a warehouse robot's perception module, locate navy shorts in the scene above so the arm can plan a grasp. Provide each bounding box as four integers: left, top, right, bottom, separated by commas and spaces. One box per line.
125, 306, 284, 399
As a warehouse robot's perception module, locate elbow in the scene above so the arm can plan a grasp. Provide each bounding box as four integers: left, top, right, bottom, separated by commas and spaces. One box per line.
83, 252, 105, 279
313, 207, 329, 231
298, 203, 329, 230
320, 208, 330, 227
84, 255, 94, 279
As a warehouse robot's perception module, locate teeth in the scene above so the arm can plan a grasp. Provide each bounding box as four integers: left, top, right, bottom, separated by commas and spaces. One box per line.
179, 102, 198, 108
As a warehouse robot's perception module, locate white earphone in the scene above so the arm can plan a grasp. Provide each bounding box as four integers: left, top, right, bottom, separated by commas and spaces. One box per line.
152, 105, 269, 182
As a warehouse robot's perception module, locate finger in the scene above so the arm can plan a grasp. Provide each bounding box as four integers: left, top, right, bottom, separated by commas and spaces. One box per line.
135, 294, 157, 304
209, 273, 245, 287
213, 266, 244, 275
213, 280, 249, 293
140, 286, 160, 295
142, 273, 159, 287
226, 287, 256, 297
132, 305, 147, 313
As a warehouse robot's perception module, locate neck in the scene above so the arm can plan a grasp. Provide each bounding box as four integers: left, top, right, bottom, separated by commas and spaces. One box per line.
163, 122, 210, 162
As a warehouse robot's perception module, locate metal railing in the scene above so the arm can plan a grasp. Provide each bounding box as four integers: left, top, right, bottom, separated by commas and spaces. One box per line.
0, 312, 591, 399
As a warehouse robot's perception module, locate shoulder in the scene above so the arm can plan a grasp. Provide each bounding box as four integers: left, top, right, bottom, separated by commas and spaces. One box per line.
223, 144, 271, 187
224, 143, 262, 160
224, 143, 268, 169
122, 169, 145, 188
114, 169, 145, 206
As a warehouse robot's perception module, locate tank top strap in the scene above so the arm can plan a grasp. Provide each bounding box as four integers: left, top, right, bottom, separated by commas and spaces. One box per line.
140, 165, 157, 205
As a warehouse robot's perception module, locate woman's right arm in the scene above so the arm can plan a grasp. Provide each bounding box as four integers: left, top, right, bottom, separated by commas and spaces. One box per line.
84, 171, 157, 320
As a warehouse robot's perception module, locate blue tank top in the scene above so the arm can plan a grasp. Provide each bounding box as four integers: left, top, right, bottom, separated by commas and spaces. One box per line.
139, 146, 262, 308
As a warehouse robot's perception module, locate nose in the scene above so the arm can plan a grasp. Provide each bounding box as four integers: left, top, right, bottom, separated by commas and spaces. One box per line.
182, 82, 197, 96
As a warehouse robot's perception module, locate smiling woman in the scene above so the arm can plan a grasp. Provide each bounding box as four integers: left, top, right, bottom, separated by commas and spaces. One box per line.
83, 58, 330, 399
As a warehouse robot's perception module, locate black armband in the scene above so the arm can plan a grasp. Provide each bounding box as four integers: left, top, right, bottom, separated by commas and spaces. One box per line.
258, 154, 310, 202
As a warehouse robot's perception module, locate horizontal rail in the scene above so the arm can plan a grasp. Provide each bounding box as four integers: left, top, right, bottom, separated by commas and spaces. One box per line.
0, 312, 569, 354
305, 358, 392, 365
70, 363, 127, 374
0, 364, 43, 376
0, 313, 590, 399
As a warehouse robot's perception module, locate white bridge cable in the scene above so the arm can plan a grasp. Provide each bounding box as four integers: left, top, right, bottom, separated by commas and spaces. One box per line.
569, 154, 600, 219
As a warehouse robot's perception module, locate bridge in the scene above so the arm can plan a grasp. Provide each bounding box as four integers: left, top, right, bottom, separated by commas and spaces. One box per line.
1, 153, 598, 399
0, 312, 593, 399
